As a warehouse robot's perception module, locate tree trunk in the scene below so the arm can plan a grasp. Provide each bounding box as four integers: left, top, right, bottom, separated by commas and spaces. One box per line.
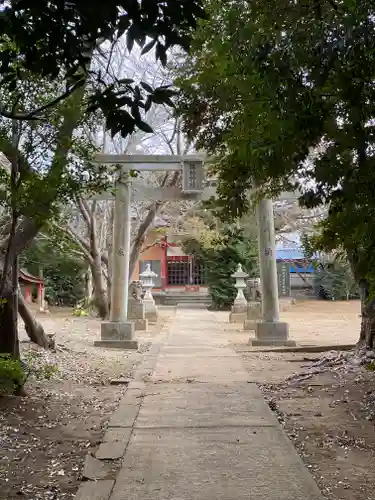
129, 203, 159, 279
0, 288, 54, 352
90, 262, 108, 318
0, 293, 19, 357
86, 266, 94, 302
0, 55, 92, 359
358, 280, 375, 349
18, 292, 54, 349
89, 205, 109, 319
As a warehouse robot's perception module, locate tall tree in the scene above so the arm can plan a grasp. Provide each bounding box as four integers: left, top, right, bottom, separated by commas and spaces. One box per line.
0, 0, 207, 357
177, 0, 375, 347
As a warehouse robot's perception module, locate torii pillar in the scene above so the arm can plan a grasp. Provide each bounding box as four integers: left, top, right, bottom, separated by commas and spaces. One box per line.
95, 171, 137, 349
249, 197, 295, 346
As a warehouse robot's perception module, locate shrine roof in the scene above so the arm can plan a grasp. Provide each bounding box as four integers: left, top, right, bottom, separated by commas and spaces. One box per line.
19, 269, 45, 284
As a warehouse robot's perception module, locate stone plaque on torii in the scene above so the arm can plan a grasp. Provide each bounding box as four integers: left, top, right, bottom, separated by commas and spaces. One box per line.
92, 154, 209, 350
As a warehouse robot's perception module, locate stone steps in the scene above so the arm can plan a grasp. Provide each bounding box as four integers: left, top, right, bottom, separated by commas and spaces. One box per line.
162, 294, 212, 306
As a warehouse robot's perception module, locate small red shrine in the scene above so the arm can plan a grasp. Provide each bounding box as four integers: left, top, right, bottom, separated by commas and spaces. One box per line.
19, 269, 45, 305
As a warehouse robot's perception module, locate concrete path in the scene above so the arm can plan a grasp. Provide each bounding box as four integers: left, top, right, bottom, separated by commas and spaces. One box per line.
84, 308, 323, 500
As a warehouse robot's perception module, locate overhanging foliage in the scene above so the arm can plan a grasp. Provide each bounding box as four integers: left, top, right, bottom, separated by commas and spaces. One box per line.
0, 1, 207, 137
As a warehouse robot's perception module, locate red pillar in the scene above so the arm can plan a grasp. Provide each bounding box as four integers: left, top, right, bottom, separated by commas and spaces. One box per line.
24, 286, 31, 303
160, 239, 168, 290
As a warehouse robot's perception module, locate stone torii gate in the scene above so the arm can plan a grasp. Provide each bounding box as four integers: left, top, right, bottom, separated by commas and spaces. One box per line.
93, 154, 210, 349
92, 153, 294, 349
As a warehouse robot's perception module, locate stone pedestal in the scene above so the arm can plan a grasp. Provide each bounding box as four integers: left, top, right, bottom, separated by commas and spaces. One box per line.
248, 320, 296, 347
95, 321, 138, 349
229, 309, 247, 323
128, 297, 148, 331
144, 300, 158, 323
243, 301, 262, 331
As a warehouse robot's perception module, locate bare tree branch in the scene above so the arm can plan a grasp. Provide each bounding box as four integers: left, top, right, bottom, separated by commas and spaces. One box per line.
76, 197, 92, 227
0, 79, 85, 121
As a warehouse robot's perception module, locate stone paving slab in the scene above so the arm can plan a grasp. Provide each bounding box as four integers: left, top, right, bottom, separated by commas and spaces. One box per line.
148, 342, 164, 352
160, 346, 238, 357
133, 368, 154, 380
82, 454, 110, 480
165, 338, 229, 347
109, 427, 322, 500
127, 380, 146, 390
139, 360, 158, 370
108, 403, 140, 428
134, 382, 278, 428
103, 428, 132, 443
75, 480, 114, 500
96, 440, 128, 460
152, 354, 249, 383
175, 312, 218, 322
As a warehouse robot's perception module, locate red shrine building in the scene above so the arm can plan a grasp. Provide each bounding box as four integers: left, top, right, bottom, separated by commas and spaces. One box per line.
131, 231, 207, 302
19, 269, 45, 305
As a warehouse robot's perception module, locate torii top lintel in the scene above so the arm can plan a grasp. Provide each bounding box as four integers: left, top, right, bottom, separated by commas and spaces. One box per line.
94, 154, 208, 171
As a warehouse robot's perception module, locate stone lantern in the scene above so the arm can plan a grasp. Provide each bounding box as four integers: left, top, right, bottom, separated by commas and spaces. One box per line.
229, 264, 249, 323
139, 263, 158, 322
244, 277, 262, 331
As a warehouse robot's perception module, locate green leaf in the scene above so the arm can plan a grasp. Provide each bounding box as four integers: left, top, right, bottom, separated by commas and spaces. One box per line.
155, 42, 167, 66
117, 15, 130, 39
137, 120, 153, 133
141, 39, 157, 55
140, 81, 153, 93
117, 78, 134, 85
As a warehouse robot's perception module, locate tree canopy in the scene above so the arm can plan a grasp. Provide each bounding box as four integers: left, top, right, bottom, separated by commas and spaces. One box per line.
0, 0, 208, 254
179, 0, 375, 212
177, 0, 375, 345
0, 0, 206, 136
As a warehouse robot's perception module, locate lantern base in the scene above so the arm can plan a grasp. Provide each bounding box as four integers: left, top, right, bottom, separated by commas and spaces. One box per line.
229, 301, 247, 323
231, 301, 247, 313
144, 299, 158, 323
229, 311, 247, 323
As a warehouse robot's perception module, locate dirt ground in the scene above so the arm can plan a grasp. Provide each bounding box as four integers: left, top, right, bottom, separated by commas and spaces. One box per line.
2, 300, 375, 500
262, 370, 375, 500
226, 300, 375, 500
217, 299, 361, 347
0, 308, 171, 500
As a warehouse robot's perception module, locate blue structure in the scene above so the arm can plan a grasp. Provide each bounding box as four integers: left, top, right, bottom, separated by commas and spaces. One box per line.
275, 248, 315, 273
